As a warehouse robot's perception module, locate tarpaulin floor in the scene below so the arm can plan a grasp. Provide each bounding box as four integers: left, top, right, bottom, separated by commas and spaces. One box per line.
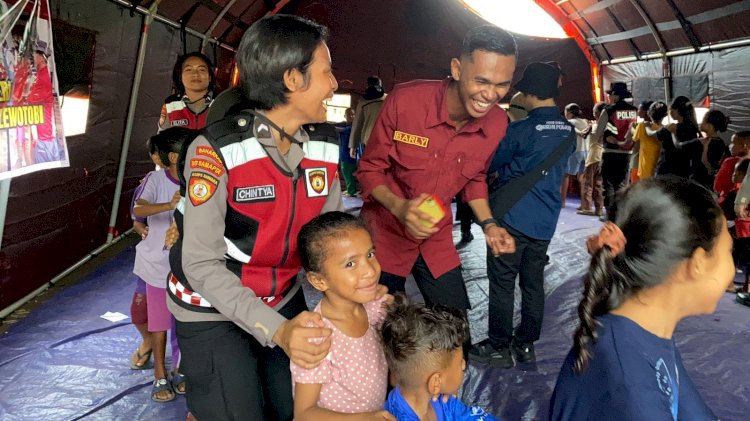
1, 198, 749, 420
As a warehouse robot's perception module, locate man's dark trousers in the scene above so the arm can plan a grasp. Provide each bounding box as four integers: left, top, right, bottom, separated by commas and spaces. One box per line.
601, 152, 629, 210
486, 221, 550, 349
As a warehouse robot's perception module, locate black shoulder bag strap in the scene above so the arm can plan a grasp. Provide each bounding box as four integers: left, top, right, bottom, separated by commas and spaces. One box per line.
489, 135, 574, 219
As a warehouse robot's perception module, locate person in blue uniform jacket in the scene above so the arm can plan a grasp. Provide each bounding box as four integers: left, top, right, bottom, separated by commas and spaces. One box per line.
549, 177, 727, 421
470, 62, 575, 368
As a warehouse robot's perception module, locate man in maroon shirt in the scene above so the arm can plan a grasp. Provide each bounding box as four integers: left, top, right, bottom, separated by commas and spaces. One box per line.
356, 25, 517, 326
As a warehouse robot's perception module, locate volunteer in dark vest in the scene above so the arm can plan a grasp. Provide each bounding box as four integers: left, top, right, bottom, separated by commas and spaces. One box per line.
591, 82, 637, 216
158, 52, 215, 131
166, 15, 376, 420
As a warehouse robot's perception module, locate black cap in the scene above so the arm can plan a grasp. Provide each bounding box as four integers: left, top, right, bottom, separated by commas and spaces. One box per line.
367, 76, 382, 87
513, 62, 560, 98
606, 81, 632, 99
364, 76, 384, 100
544, 61, 565, 76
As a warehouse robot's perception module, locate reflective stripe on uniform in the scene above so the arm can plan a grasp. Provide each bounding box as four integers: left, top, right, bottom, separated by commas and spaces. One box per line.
169, 273, 213, 308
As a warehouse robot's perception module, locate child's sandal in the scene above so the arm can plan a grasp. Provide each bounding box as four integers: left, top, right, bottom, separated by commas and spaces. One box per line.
129, 347, 152, 370
151, 378, 175, 403
171, 372, 187, 395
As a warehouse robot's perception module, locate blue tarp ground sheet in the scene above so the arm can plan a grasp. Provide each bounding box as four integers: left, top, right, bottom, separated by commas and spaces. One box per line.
1, 198, 749, 420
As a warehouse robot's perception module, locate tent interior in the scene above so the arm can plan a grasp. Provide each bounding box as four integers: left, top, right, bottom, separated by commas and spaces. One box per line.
2, 0, 750, 419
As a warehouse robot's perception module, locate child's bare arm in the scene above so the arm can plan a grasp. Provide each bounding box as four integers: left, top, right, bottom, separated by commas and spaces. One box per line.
133, 191, 181, 218
644, 124, 660, 137
294, 383, 395, 421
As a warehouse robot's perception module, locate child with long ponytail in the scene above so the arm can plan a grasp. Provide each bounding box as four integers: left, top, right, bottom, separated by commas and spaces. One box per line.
550, 177, 731, 420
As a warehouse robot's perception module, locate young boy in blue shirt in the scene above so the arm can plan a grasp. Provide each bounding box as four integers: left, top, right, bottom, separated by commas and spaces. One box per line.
381, 295, 500, 421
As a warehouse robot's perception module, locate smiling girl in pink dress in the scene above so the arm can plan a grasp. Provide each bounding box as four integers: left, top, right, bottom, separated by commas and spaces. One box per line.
291, 211, 395, 421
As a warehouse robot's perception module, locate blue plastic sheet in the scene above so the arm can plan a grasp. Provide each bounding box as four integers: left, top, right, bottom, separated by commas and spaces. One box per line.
1, 199, 749, 420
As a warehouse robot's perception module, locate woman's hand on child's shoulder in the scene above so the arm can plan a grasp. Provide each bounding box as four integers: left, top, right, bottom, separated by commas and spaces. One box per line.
274, 311, 333, 369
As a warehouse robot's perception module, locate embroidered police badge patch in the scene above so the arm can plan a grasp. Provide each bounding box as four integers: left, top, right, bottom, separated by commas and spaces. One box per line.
304, 168, 328, 197
188, 171, 219, 206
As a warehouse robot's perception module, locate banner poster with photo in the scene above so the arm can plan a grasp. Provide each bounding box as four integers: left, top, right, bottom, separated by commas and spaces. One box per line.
0, 0, 68, 181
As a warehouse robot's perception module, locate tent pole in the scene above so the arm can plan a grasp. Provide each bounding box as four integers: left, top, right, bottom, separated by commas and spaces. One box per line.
106, 0, 162, 243
663, 57, 672, 105
201, 0, 238, 53
105, 0, 235, 52
0, 178, 10, 252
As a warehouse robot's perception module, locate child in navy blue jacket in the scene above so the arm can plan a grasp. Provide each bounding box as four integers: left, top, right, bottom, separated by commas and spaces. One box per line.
381, 295, 500, 421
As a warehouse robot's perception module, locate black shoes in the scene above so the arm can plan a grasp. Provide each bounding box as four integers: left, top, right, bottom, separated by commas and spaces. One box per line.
511, 341, 536, 363
468, 341, 514, 369
469, 339, 537, 368
456, 231, 474, 249
737, 291, 750, 308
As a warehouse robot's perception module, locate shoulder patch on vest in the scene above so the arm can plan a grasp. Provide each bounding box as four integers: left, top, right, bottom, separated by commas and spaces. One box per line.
196, 145, 223, 165
304, 167, 329, 197
190, 158, 225, 177
188, 171, 219, 206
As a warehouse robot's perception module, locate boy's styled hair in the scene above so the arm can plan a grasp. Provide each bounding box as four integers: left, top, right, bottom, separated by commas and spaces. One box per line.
461, 25, 516, 59
574, 177, 723, 373
148, 127, 197, 167
236, 14, 328, 110
380, 294, 468, 389
297, 211, 368, 273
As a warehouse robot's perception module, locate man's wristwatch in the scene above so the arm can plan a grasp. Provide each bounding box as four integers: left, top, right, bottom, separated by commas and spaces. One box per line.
479, 218, 499, 231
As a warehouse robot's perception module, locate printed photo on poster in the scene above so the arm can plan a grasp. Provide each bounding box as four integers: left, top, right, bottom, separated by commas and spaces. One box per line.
0, 0, 69, 180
